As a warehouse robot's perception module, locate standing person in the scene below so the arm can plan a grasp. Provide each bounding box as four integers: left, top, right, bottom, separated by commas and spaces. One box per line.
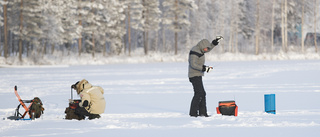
71, 79, 106, 120
188, 36, 223, 117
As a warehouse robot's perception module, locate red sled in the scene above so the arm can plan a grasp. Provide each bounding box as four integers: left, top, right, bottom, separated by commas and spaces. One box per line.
216, 100, 238, 116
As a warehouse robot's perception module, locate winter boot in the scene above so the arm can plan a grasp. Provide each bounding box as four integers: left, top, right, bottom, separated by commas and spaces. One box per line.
89, 114, 101, 120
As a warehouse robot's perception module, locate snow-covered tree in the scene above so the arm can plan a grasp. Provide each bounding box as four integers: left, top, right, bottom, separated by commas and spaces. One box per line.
41, 0, 65, 55
276, 0, 300, 52
76, 0, 96, 57
255, 0, 260, 55
0, 1, 4, 27
189, 0, 213, 50
99, 0, 126, 55
0, 0, 7, 58
300, 0, 313, 52
270, 0, 313, 53
23, 0, 45, 53
312, 0, 318, 52
122, 0, 143, 55
85, 0, 105, 58
6, 0, 20, 60
229, 0, 245, 53
1, 0, 320, 63
142, 0, 161, 55
75, 0, 126, 57
59, 0, 81, 52
162, 0, 197, 55
211, 0, 230, 52
7, 0, 46, 61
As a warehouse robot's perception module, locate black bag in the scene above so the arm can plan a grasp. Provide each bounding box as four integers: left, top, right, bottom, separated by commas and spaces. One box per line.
216, 101, 238, 116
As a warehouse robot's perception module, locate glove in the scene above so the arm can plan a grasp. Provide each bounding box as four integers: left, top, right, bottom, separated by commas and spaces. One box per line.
212, 36, 224, 45
202, 66, 213, 73
82, 100, 89, 107
71, 81, 79, 89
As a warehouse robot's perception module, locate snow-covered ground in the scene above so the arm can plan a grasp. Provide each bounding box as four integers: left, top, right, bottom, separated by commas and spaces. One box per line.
0, 60, 320, 137
1, 49, 320, 66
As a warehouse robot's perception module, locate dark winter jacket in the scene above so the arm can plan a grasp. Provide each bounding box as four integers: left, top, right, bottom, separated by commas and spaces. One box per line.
188, 39, 216, 78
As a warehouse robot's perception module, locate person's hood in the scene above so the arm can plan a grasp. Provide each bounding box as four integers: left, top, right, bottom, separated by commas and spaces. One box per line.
76, 79, 92, 94
198, 39, 214, 53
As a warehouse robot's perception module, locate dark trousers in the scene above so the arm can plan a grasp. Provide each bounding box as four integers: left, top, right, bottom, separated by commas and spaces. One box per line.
75, 107, 90, 117
189, 76, 207, 116
74, 107, 101, 120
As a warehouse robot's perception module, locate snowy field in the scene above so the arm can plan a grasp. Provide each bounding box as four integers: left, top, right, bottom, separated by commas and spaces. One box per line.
0, 60, 320, 137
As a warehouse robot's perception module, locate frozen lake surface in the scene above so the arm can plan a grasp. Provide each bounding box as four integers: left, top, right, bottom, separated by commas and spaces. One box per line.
1, 60, 320, 137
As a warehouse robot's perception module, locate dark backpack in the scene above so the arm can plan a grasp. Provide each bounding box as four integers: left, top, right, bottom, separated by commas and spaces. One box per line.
29, 97, 44, 119
65, 100, 85, 120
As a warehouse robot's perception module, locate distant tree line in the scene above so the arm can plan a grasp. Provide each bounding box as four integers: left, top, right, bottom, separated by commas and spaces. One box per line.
0, 0, 319, 62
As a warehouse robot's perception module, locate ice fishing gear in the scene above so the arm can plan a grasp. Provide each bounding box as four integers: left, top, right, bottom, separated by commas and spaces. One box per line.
264, 94, 276, 114
7, 86, 44, 120
216, 100, 238, 116
65, 83, 84, 120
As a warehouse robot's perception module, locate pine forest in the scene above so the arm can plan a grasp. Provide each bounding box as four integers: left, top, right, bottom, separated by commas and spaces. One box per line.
0, 0, 319, 64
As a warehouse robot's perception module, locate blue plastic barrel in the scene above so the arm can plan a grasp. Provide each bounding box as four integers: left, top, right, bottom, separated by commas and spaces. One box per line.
264, 94, 276, 114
